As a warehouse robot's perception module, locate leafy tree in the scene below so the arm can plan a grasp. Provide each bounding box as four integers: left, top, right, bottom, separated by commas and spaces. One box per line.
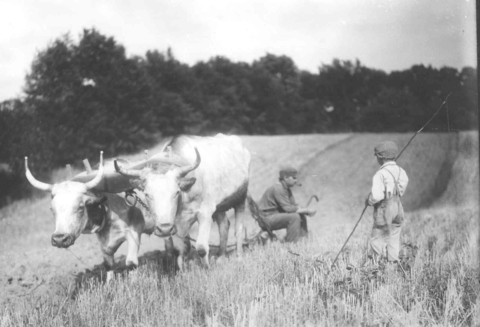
189, 57, 254, 134
360, 87, 423, 132
257, 54, 300, 95
316, 59, 387, 131
0, 100, 51, 204
0, 26, 477, 207
448, 67, 478, 130
145, 48, 195, 94
24, 29, 158, 167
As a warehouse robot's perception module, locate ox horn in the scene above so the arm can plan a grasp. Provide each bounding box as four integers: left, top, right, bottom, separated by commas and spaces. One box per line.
85, 151, 105, 190
25, 157, 53, 192
114, 158, 142, 177
177, 147, 201, 178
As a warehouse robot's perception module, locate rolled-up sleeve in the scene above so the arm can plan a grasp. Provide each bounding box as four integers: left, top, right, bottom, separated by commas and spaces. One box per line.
368, 172, 385, 205
398, 169, 409, 196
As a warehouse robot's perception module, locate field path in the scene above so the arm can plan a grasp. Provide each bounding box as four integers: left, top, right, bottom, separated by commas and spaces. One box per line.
294, 133, 458, 233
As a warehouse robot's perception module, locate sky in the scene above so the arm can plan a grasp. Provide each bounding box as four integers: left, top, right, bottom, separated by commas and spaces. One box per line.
0, 0, 476, 102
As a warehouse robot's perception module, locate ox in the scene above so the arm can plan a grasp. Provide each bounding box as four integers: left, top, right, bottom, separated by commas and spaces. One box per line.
114, 134, 251, 267
25, 152, 157, 282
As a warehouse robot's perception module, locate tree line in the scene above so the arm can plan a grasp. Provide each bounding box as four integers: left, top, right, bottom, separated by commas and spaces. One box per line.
0, 28, 477, 206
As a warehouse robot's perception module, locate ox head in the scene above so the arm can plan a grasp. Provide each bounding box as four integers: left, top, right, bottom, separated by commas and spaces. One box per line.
25, 152, 107, 248
114, 148, 201, 237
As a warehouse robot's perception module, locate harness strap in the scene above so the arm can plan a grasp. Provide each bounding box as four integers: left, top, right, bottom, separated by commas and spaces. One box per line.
96, 204, 107, 233
382, 166, 402, 198
84, 203, 107, 234
124, 189, 151, 213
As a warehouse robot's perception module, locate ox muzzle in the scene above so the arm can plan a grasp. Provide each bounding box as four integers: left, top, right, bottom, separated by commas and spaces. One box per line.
154, 224, 177, 237
51, 233, 75, 248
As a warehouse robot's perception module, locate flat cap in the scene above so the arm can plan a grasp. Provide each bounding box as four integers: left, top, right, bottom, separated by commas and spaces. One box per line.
279, 166, 297, 179
374, 141, 398, 160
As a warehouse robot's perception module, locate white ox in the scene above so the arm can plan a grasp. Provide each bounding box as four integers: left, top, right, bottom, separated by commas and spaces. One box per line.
114, 134, 251, 267
25, 152, 157, 282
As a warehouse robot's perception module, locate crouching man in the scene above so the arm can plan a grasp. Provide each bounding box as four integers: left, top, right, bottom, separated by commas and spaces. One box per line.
258, 167, 316, 243
366, 141, 409, 263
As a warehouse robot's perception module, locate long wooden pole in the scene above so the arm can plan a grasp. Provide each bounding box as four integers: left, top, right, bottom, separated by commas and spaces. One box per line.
395, 93, 452, 160
331, 204, 368, 268
330, 92, 452, 269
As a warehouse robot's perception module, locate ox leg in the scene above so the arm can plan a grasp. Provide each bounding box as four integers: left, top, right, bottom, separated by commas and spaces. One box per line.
196, 209, 215, 267
164, 236, 181, 272
97, 227, 126, 283
214, 211, 229, 260
173, 235, 189, 271
101, 244, 124, 283
171, 211, 197, 271
164, 236, 175, 258
102, 251, 115, 283
234, 201, 246, 256
125, 229, 141, 268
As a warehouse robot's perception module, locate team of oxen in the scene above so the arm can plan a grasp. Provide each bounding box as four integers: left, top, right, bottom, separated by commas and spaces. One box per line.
25, 134, 252, 281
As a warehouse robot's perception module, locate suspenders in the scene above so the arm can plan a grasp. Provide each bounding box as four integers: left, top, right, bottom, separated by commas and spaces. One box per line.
382, 166, 402, 198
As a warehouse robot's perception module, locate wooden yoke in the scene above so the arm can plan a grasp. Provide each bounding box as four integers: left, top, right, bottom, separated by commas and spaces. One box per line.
83, 159, 93, 173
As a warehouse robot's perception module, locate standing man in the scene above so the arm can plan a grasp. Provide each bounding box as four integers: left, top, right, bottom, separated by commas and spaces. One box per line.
258, 167, 316, 243
366, 141, 409, 263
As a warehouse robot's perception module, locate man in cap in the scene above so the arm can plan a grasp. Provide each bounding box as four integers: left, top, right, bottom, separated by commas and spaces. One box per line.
365, 141, 409, 263
257, 166, 316, 243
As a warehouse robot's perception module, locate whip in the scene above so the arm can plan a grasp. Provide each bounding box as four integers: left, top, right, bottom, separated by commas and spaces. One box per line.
330, 92, 452, 269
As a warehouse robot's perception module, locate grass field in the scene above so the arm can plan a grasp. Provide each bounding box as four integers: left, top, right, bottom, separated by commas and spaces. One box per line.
0, 132, 478, 326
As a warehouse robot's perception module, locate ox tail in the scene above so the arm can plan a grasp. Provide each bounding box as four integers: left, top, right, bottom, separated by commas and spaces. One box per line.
246, 194, 275, 239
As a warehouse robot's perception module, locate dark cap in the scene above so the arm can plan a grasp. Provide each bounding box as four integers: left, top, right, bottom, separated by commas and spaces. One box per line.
374, 141, 398, 160
279, 166, 297, 179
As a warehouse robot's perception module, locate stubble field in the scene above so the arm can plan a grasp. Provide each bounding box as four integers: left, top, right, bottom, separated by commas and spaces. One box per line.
0, 131, 478, 326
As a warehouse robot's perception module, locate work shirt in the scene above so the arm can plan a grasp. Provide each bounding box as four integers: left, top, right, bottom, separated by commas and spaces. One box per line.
258, 181, 298, 213
368, 161, 409, 205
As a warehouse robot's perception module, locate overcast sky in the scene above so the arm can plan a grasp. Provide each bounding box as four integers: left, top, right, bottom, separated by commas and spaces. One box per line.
0, 0, 476, 102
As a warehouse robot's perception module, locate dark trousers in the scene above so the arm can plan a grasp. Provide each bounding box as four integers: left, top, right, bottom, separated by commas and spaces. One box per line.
263, 212, 308, 243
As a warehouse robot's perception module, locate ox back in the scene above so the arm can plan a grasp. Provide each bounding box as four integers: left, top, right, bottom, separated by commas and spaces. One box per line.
167, 134, 251, 212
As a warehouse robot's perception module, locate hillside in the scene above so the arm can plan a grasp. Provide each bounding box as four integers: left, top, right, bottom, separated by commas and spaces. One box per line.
0, 132, 477, 309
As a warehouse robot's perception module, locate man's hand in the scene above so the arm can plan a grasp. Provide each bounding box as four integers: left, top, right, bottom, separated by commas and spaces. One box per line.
297, 207, 316, 216
306, 209, 316, 216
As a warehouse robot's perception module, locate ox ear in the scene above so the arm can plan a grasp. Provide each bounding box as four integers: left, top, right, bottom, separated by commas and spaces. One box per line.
178, 177, 196, 192
85, 195, 107, 207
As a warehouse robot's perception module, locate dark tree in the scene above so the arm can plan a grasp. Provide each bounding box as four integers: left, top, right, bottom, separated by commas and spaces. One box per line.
0, 27, 477, 206
24, 29, 159, 167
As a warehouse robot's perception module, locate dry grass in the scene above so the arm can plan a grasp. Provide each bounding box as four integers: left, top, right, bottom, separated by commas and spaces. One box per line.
0, 132, 478, 326
1, 205, 477, 326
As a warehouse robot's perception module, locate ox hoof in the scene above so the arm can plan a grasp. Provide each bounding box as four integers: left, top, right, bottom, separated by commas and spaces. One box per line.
106, 271, 115, 283
197, 247, 207, 258
126, 259, 139, 269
